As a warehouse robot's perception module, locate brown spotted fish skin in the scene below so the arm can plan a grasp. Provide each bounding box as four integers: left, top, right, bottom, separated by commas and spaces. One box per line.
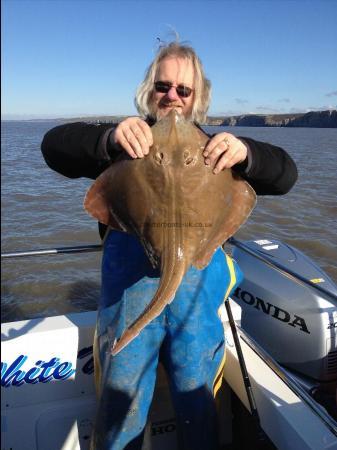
84, 110, 256, 355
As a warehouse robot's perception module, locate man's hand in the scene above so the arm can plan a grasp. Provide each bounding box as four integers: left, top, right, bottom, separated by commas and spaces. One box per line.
203, 132, 248, 174
112, 117, 153, 158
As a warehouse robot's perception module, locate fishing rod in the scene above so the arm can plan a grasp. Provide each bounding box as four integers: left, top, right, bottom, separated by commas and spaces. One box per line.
224, 297, 267, 440
1, 244, 103, 259
224, 237, 272, 438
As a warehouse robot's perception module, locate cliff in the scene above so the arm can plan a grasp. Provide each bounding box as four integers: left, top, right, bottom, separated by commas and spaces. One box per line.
54, 109, 336, 128
209, 110, 337, 128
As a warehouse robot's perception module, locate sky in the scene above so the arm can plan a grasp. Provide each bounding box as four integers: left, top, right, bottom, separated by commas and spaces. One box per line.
2, 0, 337, 119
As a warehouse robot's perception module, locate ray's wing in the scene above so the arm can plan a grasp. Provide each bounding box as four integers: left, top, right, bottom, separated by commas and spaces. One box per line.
193, 175, 256, 269
84, 164, 125, 231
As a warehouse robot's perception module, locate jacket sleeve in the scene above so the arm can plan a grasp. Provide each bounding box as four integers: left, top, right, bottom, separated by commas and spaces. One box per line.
233, 137, 298, 195
41, 122, 298, 195
41, 122, 118, 179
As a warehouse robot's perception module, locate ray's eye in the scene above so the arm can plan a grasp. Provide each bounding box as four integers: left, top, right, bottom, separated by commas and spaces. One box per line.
154, 152, 164, 164
183, 150, 196, 166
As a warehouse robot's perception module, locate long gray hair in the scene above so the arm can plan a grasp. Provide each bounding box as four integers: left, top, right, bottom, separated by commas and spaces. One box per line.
135, 42, 211, 124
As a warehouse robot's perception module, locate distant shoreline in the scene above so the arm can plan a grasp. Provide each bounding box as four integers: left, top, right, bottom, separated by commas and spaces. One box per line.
2, 109, 336, 128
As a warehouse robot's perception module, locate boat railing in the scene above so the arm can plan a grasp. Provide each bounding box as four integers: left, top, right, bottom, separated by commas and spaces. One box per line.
238, 326, 337, 437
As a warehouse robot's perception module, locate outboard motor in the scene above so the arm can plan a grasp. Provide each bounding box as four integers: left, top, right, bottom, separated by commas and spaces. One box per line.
230, 238, 337, 394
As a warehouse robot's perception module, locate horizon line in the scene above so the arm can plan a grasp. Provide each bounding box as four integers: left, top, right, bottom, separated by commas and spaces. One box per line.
2, 108, 336, 121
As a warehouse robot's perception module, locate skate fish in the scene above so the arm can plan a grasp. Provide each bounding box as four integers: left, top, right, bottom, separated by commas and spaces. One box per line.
84, 110, 256, 355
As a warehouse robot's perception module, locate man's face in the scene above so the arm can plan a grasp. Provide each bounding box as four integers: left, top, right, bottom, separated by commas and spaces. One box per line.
151, 56, 195, 120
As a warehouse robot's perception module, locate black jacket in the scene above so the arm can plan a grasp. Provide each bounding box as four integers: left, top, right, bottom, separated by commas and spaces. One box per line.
41, 121, 298, 194
41, 121, 298, 237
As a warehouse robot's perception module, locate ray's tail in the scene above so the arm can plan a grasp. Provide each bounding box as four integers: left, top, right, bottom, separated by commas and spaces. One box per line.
111, 247, 187, 356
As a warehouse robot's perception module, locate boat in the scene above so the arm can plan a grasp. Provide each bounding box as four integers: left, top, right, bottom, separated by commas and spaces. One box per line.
1, 237, 337, 449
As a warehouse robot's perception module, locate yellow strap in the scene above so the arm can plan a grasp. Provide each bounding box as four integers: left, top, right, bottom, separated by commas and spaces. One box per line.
213, 254, 237, 397
93, 327, 102, 398
213, 350, 226, 397
224, 254, 237, 301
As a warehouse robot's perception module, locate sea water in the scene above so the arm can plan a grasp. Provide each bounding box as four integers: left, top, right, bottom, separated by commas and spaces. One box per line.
1, 120, 336, 322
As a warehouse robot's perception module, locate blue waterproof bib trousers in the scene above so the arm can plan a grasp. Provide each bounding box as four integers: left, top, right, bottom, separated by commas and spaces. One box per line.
92, 231, 243, 450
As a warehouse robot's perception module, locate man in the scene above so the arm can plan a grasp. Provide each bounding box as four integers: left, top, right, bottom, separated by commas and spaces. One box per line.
42, 42, 297, 450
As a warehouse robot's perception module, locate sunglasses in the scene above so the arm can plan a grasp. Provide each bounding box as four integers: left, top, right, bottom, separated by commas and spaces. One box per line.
154, 81, 194, 98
